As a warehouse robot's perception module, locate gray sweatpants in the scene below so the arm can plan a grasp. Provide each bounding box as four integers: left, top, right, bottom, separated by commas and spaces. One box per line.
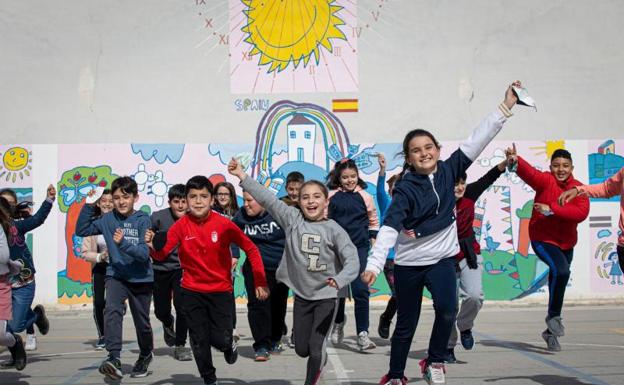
448, 255, 484, 349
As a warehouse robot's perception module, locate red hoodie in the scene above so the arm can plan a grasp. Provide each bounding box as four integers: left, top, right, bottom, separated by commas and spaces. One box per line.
516, 156, 589, 250
152, 210, 267, 293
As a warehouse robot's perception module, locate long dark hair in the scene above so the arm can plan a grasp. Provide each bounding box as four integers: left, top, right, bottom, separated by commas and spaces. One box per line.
326, 159, 367, 190
213, 182, 239, 217
398, 128, 441, 174
0, 196, 14, 241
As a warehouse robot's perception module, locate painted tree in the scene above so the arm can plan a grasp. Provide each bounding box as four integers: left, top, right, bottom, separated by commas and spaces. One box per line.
57, 166, 118, 284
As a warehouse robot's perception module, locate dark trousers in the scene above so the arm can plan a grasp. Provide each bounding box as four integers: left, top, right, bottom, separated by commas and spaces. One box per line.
382, 259, 397, 319
153, 269, 188, 346
388, 258, 457, 379
334, 246, 370, 333
242, 263, 289, 350
532, 241, 573, 318
92, 264, 107, 338
181, 289, 233, 384
104, 277, 153, 359
293, 295, 337, 385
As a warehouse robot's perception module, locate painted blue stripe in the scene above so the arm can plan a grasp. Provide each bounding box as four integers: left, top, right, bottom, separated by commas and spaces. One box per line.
475, 331, 614, 385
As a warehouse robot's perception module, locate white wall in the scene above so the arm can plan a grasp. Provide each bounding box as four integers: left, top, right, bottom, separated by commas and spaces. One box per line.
1, 0, 623, 145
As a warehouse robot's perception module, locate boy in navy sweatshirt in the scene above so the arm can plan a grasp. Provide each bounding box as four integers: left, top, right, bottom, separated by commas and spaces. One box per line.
76, 176, 154, 380
233, 190, 288, 361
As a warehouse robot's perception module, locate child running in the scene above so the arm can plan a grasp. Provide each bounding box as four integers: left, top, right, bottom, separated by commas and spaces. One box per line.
233, 190, 289, 361
446, 158, 510, 363
559, 165, 624, 276
228, 158, 359, 385
149, 184, 192, 361
77, 177, 154, 380
327, 158, 379, 351
0, 186, 54, 364
0, 198, 27, 370
362, 81, 521, 385
508, 144, 589, 351
80, 189, 113, 350
148, 175, 268, 385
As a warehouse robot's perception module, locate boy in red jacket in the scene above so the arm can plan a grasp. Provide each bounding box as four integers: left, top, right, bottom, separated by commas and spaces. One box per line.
147, 176, 269, 385
509, 145, 589, 351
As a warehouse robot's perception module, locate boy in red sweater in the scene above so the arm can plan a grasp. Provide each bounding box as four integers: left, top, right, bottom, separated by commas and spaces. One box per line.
147, 176, 269, 385
509, 145, 589, 351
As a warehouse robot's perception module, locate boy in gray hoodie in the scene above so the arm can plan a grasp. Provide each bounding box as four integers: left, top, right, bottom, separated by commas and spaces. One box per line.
228, 158, 359, 385
77, 176, 153, 380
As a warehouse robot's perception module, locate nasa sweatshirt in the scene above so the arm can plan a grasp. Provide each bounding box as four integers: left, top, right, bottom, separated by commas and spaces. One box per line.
232, 209, 285, 270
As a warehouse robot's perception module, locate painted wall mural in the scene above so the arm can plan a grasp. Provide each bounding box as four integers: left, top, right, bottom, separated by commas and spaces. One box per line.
3, 108, 622, 304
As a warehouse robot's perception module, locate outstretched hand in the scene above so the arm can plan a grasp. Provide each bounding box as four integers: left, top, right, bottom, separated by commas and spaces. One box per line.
503, 80, 522, 110
47, 184, 57, 201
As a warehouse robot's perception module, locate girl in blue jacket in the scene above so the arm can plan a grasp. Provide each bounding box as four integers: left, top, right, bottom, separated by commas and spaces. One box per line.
327, 158, 379, 351
362, 82, 520, 385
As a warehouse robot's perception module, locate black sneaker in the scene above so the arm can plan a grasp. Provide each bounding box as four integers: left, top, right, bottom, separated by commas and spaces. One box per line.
95, 336, 106, 350
130, 353, 153, 378
460, 329, 474, 350
9, 334, 27, 371
99, 357, 123, 380
33, 304, 49, 335
163, 320, 176, 347
378, 313, 391, 339
445, 348, 457, 364
224, 341, 238, 364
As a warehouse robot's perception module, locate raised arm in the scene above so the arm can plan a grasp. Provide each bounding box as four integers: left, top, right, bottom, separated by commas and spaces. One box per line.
76, 203, 104, 237
446, 82, 519, 180
228, 158, 300, 229
14, 185, 56, 233
464, 160, 507, 201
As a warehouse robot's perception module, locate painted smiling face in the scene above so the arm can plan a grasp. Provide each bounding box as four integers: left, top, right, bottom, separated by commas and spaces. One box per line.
3, 147, 29, 171
242, 0, 346, 72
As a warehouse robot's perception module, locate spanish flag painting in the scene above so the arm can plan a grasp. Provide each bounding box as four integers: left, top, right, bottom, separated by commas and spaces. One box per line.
332, 99, 358, 113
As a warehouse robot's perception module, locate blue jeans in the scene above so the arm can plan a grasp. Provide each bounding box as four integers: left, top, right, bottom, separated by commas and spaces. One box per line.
8, 281, 37, 333
388, 258, 457, 379
532, 241, 573, 318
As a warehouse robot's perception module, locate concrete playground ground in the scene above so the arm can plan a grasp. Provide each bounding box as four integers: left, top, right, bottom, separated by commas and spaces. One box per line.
0, 303, 622, 385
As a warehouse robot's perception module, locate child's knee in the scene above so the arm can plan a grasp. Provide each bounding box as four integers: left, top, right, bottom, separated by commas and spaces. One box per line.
295, 344, 309, 358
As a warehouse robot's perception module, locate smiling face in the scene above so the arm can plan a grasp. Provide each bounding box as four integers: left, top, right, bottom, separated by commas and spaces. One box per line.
3, 147, 29, 171
339, 167, 359, 192
215, 186, 231, 208
97, 193, 114, 214
112, 189, 138, 216
187, 188, 213, 219
299, 184, 328, 222
286, 181, 302, 201
243, 191, 264, 217
406, 135, 441, 175
550, 157, 574, 182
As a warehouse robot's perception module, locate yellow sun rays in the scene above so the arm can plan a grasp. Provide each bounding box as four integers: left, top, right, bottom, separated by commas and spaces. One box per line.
241, 0, 347, 73
0, 147, 32, 183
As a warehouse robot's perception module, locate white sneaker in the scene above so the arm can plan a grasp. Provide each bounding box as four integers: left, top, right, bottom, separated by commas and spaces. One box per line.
424, 363, 446, 384
25, 334, 37, 351
330, 322, 345, 344
357, 331, 376, 351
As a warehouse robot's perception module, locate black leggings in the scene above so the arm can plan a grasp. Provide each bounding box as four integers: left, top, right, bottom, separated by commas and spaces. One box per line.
618, 246, 624, 276
92, 263, 107, 338
293, 296, 337, 385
